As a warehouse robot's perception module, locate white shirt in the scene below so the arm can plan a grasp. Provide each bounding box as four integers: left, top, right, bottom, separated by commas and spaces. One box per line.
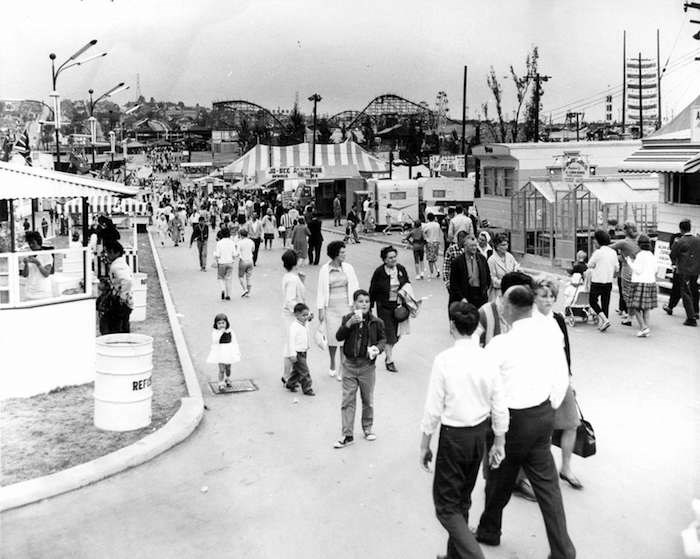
24, 252, 53, 300
215, 238, 238, 264
422, 221, 442, 243
588, 245, 619, 283
627, 250, 657, 283
286, 320, 310, 357
363, 199, 370, 212
420, 338, 509, 437
237, 237, 255, 263
448, 213, 473, 240
486, 316, 569, 410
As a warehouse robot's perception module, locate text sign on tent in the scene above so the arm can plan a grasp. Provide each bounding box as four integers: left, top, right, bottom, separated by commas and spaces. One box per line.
269, 166, 323, 180
430, 155, 465, 173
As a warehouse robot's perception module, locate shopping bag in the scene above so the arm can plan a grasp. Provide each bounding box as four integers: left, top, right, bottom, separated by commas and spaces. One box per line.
551, 400, 596, 458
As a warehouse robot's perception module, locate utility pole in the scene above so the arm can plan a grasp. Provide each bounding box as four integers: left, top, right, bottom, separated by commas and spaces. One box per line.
566, 112, 584, 141
638, 52, 644, 138
533, 73, 550, 143
656, 29, 662, 130
308, 93, 322, 166
622, 30, 626, 135
461, 66, 467, 157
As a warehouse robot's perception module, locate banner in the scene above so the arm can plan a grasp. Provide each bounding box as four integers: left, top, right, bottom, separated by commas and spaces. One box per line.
430, 155, 465, 173
268, 166, 322, 180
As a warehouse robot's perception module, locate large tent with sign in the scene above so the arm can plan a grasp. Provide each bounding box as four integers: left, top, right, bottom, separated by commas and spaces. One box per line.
222, 141, 389, 215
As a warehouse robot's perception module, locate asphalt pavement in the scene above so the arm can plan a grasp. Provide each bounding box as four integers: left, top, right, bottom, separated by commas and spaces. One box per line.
1, 225, 698, 559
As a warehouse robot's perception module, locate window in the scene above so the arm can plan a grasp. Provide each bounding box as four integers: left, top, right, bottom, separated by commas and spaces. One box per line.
432, 190, 446, 198
504, 168, 515, 197
389, 191, 407, 200
482, 168, 495, 195
665, 173, 700, 205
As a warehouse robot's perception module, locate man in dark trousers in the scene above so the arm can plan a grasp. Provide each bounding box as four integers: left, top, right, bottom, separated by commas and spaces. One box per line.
669, 219, 700, 326
448, 235, 490, 310
476, 286, 575, 559
307, 213, 324, 265
333, 194, 343, 227
189, 216, 209, 271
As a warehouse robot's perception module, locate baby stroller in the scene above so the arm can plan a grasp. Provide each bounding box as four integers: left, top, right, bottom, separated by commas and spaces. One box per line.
563, 273, 598, 327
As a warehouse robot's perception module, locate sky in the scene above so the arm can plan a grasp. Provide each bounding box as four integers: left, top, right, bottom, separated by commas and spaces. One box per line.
1, 0, 698, 124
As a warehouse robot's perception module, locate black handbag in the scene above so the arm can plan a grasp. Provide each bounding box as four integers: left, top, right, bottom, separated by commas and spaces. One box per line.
551, 400, 596, 458
219, 331, 232, 344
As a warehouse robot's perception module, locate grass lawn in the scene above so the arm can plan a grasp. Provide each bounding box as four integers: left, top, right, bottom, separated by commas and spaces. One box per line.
0, 232, 187, 486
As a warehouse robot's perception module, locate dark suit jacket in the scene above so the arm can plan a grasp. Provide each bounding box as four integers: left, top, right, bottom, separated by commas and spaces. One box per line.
670, 234, 700, 276
308, 218, 323, 243
448, 252, 490, 304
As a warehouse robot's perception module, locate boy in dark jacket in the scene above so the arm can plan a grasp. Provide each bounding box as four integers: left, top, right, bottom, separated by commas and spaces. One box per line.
333, 289, 386, 448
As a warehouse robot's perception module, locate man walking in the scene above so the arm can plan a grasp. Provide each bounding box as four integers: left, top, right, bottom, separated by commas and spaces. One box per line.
247, 212, 263, 266
587, 229, 619, 332
448, 235, 491, 310
189, 216, 209, 271
333, 289, 386, 448
447, 206, 473, 244
333, 194, 342, 227
443, 231, 468, 294
237, 229, 255, 297
307, 213, 324, 265
420, 301, 508, 559
476, 286, 575, 559
669, 219, 700, 326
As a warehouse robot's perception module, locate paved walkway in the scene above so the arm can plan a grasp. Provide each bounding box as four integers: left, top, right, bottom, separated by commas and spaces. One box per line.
1, 226, 698, 558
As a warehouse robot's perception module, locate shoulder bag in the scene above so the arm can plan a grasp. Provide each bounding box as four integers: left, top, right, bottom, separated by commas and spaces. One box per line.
551, 399, 596, 458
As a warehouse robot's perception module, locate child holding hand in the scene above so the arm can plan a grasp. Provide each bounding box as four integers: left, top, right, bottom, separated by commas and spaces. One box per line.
207, 313, 241, 391
285, 303, 315, 396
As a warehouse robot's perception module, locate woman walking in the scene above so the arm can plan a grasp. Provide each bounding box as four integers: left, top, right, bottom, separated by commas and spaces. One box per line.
369, 246, 410, 372
423, 212, 442, 279
487, 233, 520, 301
291, 217, 310, 266
317, 241, 359, 380
281, 249, 308, 384
404, 220, 426, 279
625, 235, 658, 337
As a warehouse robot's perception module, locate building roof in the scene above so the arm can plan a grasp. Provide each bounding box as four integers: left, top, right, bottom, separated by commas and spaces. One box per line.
0, 161, 138, 200
521, 180, 572, 203
650, 93, 700, 140
222, 141, 388, 178
618, 139, 700, 173
578, 179, 658, 205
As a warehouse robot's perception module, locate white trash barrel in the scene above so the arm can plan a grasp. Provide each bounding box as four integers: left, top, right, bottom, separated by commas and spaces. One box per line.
130, 273, 148, 322
94, 333, 153, 431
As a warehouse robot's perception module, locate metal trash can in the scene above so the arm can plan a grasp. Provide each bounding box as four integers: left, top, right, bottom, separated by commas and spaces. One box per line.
130, 273, 148, 322
94, 333, 153, 431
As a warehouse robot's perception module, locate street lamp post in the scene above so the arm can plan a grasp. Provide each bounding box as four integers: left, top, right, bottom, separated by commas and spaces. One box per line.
49, 40, 107, 165
308, 93, 322, 166
87, 83, 129, 168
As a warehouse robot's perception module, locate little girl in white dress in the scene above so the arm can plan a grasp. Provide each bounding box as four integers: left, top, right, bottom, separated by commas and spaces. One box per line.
207, 313, 241, 390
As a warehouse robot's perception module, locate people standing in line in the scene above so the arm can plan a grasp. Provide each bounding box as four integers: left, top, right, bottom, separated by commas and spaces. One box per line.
443, 231, 468, 295
317, 241, 359, 380
262, 209, 277, 250
189, 216, 209, 272
405, 220, 427, 279
281, 250, 308, 385
587, 229, 619, 332
447, 205, 473, 244
667, 219, 700, 326
449, 235, 491, 311
625, 234, 658, 337
420, 301, 508, 559
284, 303, 315, 396
214, 228, 238, 300
333, 289, 386, 449
237, 229, 255, 298
475, 286, 575, 559
611, 221, 640, 326
291, 216, 310, 266
476, 231, 493, 260
333, 194, 343, 227
369, 246, 410, 373
247, 213, 263, 266
279, 209, 293, 248
423, 212, 442, 279
533, 277, 583, 490
206, 313, 241, 391
307, 213, 324, 266
487, 233, 520, 301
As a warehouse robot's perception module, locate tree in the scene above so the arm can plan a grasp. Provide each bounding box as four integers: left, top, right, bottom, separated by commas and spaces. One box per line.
280, 102, 306, 145
486, 67, 507, 142
508, 46, 538, 141
361, 117, 374, 150
317, 118, 332, 144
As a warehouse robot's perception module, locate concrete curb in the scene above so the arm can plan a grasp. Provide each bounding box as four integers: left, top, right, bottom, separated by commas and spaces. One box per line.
0, 231, 204, 512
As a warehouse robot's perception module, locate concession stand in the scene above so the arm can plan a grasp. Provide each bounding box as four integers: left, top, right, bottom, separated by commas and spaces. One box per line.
0, 162, 137, 398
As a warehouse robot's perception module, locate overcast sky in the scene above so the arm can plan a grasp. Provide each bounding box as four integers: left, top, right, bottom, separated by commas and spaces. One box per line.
1, 0, 698, 124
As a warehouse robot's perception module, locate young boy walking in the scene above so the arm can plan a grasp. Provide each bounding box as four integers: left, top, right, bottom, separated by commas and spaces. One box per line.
285, 303, 315, 396
333, 289, 386, 448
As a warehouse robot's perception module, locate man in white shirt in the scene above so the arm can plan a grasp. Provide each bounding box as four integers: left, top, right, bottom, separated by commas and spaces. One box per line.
214, 228, 238, 300
237, 229, 255, 297
420, 301, 508, 559
587, 229, 619, 332
447, 206, 473, 244
476, 286, 575, 559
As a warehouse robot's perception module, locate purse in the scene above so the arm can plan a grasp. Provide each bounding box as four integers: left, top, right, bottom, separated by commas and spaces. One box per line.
219, 331, 232, 344
393, 303, 410, 322
314, 326, 328, 351
551, 400, 596, 458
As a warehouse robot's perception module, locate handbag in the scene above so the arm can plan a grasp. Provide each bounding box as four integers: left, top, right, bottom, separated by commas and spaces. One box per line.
393, 303, 410, 323
314, 324, 328, 350
219, 331, 232, 344
551, 399, 596, 458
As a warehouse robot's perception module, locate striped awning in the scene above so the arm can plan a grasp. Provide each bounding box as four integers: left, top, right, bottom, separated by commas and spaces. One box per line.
619, 140, 700, 173
0, 161, 138, 200
222, 141, 388, 178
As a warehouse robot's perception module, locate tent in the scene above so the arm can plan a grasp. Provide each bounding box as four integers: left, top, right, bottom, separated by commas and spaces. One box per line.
221, 141, 388, 179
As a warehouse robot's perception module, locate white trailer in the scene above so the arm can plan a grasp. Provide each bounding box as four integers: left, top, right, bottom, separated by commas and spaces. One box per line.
366, 179, 421, 229
418, 177, 475, 209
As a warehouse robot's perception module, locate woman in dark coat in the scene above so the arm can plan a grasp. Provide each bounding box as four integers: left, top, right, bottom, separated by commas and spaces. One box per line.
369, 245, 410, 372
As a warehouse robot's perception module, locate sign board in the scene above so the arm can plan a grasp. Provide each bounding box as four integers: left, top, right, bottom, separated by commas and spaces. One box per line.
268, 166, 322, 180
562, 153, 590, 181
654, 239, 672, 274
430, 155, 466, 173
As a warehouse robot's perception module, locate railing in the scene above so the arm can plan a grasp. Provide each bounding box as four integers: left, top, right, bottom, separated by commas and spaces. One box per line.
0, 247, 93, 309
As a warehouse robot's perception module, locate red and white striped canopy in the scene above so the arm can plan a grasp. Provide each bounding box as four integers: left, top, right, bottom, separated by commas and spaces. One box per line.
222, 141, 388, 178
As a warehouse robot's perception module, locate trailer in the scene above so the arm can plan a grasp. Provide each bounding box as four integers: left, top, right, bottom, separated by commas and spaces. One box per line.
418, 177, 475, 209
366, 179, 421, 230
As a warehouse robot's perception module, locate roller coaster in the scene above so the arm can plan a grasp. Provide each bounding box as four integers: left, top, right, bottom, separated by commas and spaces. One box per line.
211, 99, 287, 132
329, 94, 436, 130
